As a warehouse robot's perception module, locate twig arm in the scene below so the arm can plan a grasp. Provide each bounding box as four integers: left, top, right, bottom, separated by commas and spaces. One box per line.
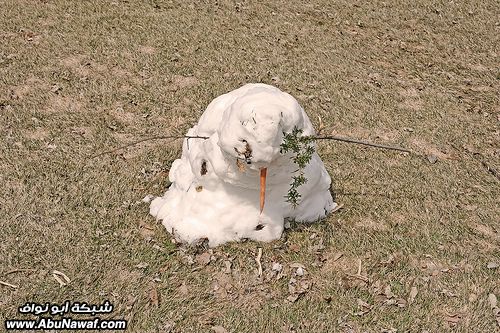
89, 135, 209, 159
313, 135, 411, 153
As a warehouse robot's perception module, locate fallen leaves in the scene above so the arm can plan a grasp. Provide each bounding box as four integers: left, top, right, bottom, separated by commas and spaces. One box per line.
286, 265, 312, 303
369, 281, 408, 308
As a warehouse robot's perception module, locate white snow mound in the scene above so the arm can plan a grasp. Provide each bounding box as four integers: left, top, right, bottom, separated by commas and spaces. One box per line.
150, 83, 336, 246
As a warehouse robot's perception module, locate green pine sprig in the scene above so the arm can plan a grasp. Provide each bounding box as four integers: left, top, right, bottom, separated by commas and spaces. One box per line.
280, 127, 315, 207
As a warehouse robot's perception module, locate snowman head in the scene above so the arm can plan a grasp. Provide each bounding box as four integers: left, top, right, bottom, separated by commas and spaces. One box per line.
216, 84, 313, 171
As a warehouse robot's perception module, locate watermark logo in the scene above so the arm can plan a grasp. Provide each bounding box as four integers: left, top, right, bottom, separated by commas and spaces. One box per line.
5, 301, 127, 330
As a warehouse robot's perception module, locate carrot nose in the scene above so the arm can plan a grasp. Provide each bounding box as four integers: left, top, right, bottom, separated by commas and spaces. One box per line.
260, 168, 267, 213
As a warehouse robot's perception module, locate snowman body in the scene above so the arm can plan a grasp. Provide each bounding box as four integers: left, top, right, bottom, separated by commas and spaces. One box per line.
150, 83, 335, 246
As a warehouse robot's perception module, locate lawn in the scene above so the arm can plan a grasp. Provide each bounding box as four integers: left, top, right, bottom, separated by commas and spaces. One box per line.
1, 0, 498, 332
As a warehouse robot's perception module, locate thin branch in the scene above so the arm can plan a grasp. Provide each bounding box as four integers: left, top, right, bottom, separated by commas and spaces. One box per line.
452, 144, 499, 181
313, 135, 411, 153
90, 133, 411, 159
0, 280, 18, 289
255, 248, 263, 277
3, 268, 36, 276
89, 135, 209, 159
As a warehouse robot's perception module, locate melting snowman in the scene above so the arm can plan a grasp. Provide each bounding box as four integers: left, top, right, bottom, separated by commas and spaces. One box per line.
150, 83, 336, 246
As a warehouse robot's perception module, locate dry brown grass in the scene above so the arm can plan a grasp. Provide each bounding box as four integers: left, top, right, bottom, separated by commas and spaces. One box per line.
1, 0, 498, 332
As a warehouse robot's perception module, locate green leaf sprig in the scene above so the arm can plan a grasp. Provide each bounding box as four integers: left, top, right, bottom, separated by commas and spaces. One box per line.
280, 127, 315, 207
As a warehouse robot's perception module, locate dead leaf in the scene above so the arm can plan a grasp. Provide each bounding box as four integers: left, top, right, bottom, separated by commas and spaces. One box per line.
488, 293, 498, 309
224, 260, 232, 274
396, 298, 407, 308
272, 262, 283, 272
357, 299, 371, 308
196, 252, 211, 266
381, 329, 397, 333
489, 294, 500, 314
354, 298, 372, 315
298, 280, 310, 293
380, 254, 395, 265
149, 285, 159, 307
211, 326, 228, 333
489, 294, 500, 327
162, 320, 176, 333
138, 222, 155, 241
384, 285, 395, 299
125, 295, 137, 311
487, 262, 499, 269
427, 154, 438, 164
178, 282, 188, 295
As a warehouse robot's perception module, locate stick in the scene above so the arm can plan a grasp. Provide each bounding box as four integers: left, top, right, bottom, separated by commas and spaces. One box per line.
346, 259, 369, 282
0, 280, 18, 289
89, 135, 209, 159
255, 248, 263, 277
313, 135, 411, 153
330, 203, 344, 213
4, 269, 35, 275
451, 144, 499, 181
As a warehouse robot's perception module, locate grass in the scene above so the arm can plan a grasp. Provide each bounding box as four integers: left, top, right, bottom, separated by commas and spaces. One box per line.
1, 0, 498, 332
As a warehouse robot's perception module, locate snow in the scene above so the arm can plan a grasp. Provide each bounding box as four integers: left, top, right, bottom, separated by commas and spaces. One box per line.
150, 83, 336, 246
